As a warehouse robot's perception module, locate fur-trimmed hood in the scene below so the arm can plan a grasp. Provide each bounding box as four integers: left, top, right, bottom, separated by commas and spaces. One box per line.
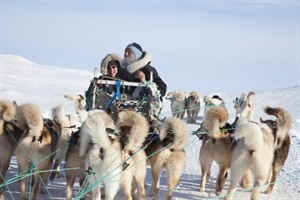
122, 51, 152, 74
101, 54, 122, 75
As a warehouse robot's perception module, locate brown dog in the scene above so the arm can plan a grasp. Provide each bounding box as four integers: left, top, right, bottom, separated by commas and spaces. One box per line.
197, 106, 233, 196
0, 100, 24, 199
260, 106, 292, 194
146, 117, 189, 200
14, 103, 61, 200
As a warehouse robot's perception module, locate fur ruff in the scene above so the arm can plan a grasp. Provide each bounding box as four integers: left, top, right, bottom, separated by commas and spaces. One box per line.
117, 110, 149, 151
100, 53, 122, 75
159, 117, 189, 150
16, 103, 43, 138
125, 51, 151, 73
202, 106, 228, 133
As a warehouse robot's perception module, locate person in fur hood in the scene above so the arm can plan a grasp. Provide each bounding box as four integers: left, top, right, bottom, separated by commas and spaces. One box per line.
85, 53, 136, 109
121, 42, 167, 101
99, 53, 136, 94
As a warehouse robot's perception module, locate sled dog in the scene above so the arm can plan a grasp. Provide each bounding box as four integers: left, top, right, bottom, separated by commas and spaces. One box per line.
225, 104, 276, 200
65, 128, 86, 200
233, 91, 255, 122
14, 103, 61, 200
49, 102, 88, 182
260, 106, 292, 194
203, 95, 226, 113
64, 94, 87, 113
0, 100, 24, 199
78, 111, 121, 200
197, 106, 233, 196
117, 110, 149, 200
165, 90, 187, 119
147, 117, 189, 200
186, 91, 201, 123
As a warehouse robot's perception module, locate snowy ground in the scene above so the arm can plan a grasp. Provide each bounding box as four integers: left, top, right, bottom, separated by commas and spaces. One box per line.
1, 55, 300, 199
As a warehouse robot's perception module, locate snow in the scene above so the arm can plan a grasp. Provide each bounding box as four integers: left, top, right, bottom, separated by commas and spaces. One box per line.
1, 54, 300, 199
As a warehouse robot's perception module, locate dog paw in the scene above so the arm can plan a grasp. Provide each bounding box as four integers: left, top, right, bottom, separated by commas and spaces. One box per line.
263, 188, 272, 194
215, 190, 222, 196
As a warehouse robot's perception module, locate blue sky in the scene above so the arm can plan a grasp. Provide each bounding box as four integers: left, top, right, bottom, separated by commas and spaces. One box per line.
1, 1, 299, 94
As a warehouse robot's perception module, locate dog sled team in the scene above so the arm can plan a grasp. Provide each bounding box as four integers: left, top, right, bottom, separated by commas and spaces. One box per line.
1, 89, 293, 200
0, 96, 190, 200
0, 42, 293, 199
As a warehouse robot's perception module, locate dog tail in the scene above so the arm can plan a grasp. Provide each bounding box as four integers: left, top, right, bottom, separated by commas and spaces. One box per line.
52, 104, 68, 124
117, 110, 149, 151
202, 106, 228, 133
264, 106, 292, 142
79, 112, 117, 157
0, 100, 16, 122
16, 103, 43, 138
159, 117, 190, 150
64, 94, 87, 113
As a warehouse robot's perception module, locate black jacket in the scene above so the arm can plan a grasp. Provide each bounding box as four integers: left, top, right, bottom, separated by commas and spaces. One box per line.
122, 51, 167, 99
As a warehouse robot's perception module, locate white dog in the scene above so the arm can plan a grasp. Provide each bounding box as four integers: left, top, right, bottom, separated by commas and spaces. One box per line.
165, 90, 187, 119
79, 111, 122, 200
225, 92, 275, 200
49, 94, 89, 182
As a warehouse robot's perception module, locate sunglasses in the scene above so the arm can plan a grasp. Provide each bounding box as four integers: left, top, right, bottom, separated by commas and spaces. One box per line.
108, 65, 117, 70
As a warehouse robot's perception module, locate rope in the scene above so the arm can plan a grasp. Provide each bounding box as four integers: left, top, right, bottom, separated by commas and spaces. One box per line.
108, 80, 122, 108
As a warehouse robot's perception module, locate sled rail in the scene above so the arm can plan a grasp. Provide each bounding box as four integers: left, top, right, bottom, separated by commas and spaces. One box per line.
95, 79, 148, 87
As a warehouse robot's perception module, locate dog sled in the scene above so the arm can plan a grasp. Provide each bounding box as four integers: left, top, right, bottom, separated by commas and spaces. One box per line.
85, 69, 163, 121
